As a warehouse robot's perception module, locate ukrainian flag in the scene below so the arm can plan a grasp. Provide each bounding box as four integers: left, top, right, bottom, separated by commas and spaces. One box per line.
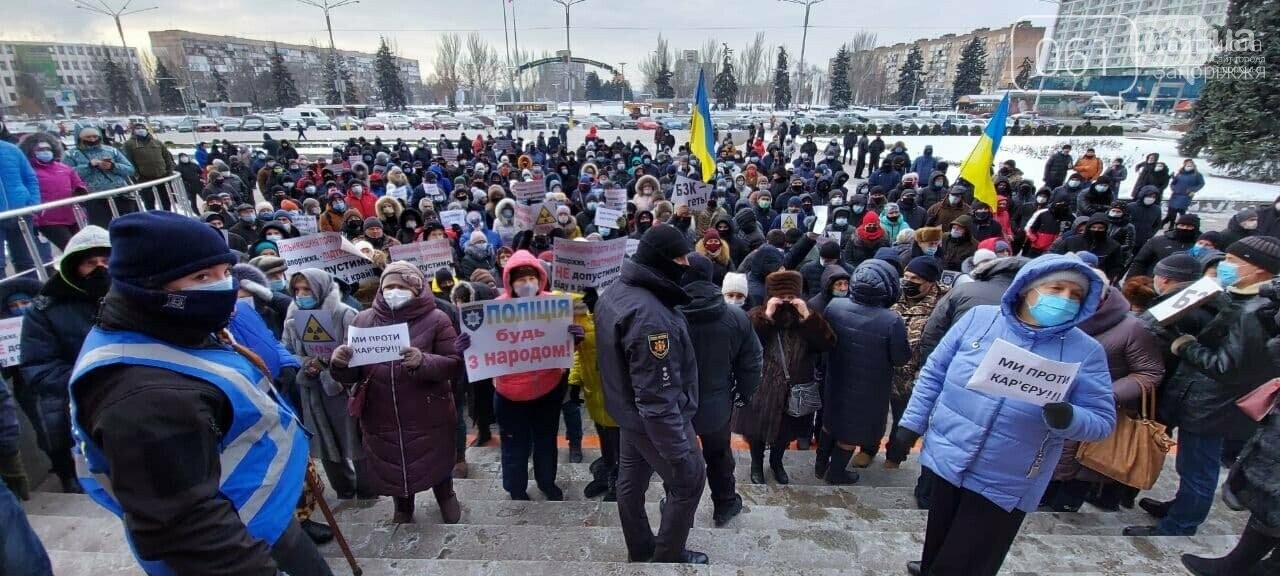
690, 70, 716, 183
958, 91, 1011, 210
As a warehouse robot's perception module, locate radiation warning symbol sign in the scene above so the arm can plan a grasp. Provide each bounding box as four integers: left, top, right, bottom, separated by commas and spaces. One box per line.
299, 312, 335, 343
535, 205, 558, 227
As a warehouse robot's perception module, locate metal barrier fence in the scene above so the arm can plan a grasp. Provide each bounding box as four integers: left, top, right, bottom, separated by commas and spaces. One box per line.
0, 173, 195, 283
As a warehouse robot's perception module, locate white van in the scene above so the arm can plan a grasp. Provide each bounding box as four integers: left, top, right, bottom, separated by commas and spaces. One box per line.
280, 106, 330, 128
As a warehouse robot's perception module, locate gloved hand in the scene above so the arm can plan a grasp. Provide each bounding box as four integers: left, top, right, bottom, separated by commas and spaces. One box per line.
454, 332, 472, 353
1043, 402, 1074, 430
330, 345, 354, 369
893, 428, 922, 453
0, 452, 31, 501
400, 347, 424, 369
568, 324, 585, 345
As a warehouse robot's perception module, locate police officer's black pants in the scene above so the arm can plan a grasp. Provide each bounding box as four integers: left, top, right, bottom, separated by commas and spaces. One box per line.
919, 469, 1025, 576
698, 423, 737, 510
271, 519, 335, 575
617, 422, 706, 562
494, 383, 565, 497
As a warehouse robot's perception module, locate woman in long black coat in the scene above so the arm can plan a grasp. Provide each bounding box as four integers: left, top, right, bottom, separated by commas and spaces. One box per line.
818, 259, 910, 484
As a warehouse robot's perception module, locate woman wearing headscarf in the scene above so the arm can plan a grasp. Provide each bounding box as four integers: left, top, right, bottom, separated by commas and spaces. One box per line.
734, 270, 835, 485
819, 260, 910, 484
330, 262, 463, 524
282, 268, 370, 500
896, 254, 1116, 576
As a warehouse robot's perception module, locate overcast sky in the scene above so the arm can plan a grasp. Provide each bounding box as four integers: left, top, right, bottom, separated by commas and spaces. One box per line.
10, 0, 1056, 79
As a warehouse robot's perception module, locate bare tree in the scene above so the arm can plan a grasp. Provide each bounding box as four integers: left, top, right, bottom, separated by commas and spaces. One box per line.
737, 32, 767, 107
434, 33, 463, 105
699, 37, 720, 80
640, 34, 672, 96
845, 31, 881, 105
463, 33, 501, 108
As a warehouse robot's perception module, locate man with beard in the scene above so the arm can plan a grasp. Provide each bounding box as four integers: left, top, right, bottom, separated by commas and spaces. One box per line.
19, 226, 112, 493
596, 225, 706, 564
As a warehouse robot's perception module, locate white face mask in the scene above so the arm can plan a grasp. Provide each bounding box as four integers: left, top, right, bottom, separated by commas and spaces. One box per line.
1143, 197, 1157, 205
514, 282, 539, 298
383, 288, 413, 310
724, 296, 746, 307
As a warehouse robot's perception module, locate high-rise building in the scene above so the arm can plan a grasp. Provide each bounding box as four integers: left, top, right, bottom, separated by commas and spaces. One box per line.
1043, 0, 1229, 107
148, 30, 424, 107
0, 40, 141, 114
853, 21, 1045, 107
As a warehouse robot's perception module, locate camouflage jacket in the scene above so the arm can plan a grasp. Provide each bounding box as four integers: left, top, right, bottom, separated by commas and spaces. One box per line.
890, 284, 947, 398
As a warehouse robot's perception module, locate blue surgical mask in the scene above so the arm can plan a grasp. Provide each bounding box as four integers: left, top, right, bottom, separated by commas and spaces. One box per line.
34, 150, 54, 163
333, 202, 346, 212
832, 289, 848, 298
296, 295, 318, 310
1028, 290, 1081, 327
1215, 261, 1239, 288
192, 276, 234, 292
1188, 244, 1205, 258
923, 246, 938, 256
835, 217, 848, 226
270, 278, 286, 292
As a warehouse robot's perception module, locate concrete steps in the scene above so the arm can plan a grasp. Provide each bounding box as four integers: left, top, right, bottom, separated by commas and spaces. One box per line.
24, 443, 1242, 575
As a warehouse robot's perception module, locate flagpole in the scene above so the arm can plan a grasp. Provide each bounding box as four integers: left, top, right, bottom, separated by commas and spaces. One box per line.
512, 0, 523, 101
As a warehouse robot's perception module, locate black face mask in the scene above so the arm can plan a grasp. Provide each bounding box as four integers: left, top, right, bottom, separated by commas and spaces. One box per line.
79, 266, 111, 298
1088, 229, 1108, 243
1173, 228, 1197, 242
345, 221, 363, 234
901, 279, 923, 299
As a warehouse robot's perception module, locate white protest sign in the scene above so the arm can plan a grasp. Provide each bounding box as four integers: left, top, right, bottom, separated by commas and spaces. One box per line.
0, 317, 22, 367
276, 233, 378, 285
604, 188, 626, 209
826, 230, 843, 242
389, 238, 456, 278
1148, 276, 1223, 324
346, 323, 411, 368
672, 175, 711, 212
514, 203, 536, 231
294, 215, 318, 236
440, 209, 467, 230
458, 295, 575, 381
420, 182, 442, 204
812, 205, 829, 234
512, 180, 545, 202
625, 238, 640, 258
780, 212, 799, 231
594, 206, 626, 231
965, 338, 1081, 406
295, 310, 340, 358
441, 149, 459, 162
552, 237, 628, 292
348, 155, 362, 167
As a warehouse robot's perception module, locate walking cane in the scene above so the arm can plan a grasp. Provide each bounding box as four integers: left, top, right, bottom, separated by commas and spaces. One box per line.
307, 472, 363, 576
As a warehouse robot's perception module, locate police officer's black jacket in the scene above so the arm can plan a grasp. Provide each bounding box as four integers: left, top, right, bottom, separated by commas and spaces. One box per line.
596, 260, 700, 463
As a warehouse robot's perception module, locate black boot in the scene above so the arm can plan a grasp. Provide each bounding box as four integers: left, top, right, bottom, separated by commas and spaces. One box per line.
1181, 522, 1280, 576
300, 519, 334, 544
749, 441, 767, 485
770, 445, 790, 485
814, 432, 832, 478
1084, 482, 1122, 512
824, 447, 860, 485
1139, 497, 1173, 519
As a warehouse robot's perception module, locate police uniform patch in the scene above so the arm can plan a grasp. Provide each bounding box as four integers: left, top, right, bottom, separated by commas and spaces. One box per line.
647, 333, 670, 359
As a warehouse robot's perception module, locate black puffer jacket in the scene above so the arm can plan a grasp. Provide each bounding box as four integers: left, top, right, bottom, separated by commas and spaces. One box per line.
1129, 229, 1196, 277
679, 280, 763, 434
19, 271, 100, 457
1161, 286, 1280, 441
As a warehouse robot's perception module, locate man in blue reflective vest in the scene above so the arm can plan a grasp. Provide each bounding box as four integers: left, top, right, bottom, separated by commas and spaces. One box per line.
69, 211, 329, 575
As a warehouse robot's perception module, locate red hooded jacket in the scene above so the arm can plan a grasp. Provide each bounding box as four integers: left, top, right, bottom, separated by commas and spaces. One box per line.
492, 249, 566, 401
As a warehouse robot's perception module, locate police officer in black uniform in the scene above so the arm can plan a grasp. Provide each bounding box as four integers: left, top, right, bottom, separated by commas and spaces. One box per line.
596, 224, 707, 564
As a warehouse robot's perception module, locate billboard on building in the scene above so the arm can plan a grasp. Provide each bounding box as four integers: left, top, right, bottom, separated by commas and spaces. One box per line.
13, 45, 59, 114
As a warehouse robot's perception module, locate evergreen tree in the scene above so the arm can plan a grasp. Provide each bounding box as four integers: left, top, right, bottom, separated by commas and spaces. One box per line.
1179, 0, 1278, 181
322, 54, 342, 105
951, 36, 987, 105
655, 64, 675, 99
269, 45, 302, 108
829, 46, 852, 109
374, 37, 407, 109
1014, 56, 1035, 89
895, 45, 925, 106
773, 47, 791, 110
714, 44, 738, 109
100, 52, 133, 113
603, 77, 634, 101
341, 61, 360, 104
154, 61, 184, 113
584, 71, 603, 100
210, 67, 230, 102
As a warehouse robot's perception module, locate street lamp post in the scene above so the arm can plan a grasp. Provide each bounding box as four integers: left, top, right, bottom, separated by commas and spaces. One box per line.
778, 0, 825, 110
551, 0, 587, 123
618, 62, 626, 102
296, 0, 360, 113
73, 0, 156, 115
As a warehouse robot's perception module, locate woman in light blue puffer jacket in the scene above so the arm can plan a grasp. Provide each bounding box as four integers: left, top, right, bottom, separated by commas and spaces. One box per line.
897, 253, 1116, 576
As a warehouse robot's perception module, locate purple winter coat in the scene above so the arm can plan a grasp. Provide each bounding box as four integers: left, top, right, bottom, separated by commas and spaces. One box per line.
1053, 286, 1164, 482
332, 289, 461, 497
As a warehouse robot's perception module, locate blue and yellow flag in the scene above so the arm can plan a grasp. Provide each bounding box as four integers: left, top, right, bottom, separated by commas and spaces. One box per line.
958, 91, 1011, 210
689, 70, 716, 183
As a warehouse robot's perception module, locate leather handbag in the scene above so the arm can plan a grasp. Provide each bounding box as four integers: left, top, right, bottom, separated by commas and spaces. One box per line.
347, 376, 371, 418
1076, 384, 1174, 490
777, 334, 821, 417
1236, 378, 1280, 422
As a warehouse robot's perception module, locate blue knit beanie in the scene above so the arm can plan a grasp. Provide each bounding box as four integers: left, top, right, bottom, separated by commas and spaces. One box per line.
109, 211, 237, 289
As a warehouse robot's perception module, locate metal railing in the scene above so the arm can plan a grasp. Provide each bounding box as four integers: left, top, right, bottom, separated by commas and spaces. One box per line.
0, 173, 195, 283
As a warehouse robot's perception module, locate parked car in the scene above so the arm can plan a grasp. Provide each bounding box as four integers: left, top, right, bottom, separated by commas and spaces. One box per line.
435, 117, 461, 129
177, 118, 197, 133
636, 117, 660, 130
1082, 108, 1126, 121
260, 115, 286, 130
215, 117, 242, 130
239, 116, 266, 131
1108, 119, 1153, 132
362, 118, 388, 130
195, 119, 221, 133
413, 118, 439, 130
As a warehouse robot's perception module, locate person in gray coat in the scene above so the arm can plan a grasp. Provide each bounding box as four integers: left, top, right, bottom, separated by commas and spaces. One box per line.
679, 253, 763, 527
595, 224, 706, 565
